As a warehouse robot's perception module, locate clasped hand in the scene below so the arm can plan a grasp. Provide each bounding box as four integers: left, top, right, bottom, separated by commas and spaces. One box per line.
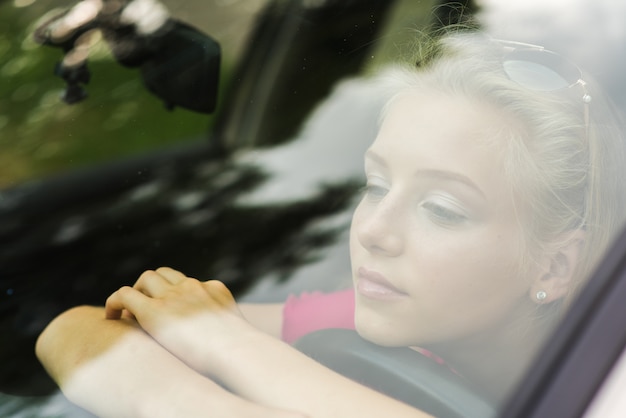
105, 267, 248, 375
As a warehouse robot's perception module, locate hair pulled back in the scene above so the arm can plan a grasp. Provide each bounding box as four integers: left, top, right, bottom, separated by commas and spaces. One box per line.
380, 32, 626, 309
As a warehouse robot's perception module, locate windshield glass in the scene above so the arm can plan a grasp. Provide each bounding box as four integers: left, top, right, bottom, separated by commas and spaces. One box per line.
0, 0, 267, 187
2, 0, 625, 417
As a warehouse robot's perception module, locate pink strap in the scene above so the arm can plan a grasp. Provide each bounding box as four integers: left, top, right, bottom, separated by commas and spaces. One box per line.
281, 288, 355, 344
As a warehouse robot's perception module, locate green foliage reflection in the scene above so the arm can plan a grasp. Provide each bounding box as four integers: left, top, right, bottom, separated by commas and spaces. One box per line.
0, 2, 214, 188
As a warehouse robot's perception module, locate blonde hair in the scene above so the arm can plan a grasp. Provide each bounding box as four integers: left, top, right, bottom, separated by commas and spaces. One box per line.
380, 33, 626, 311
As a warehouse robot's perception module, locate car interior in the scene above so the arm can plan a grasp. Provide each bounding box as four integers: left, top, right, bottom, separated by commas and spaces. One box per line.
1, 0, 626, 417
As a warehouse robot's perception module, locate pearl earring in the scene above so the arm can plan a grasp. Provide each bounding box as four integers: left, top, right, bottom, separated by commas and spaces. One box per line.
536, 290, 548, 301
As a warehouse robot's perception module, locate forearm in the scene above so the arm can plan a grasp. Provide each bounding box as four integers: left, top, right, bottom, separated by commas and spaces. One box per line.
208, 329, 433, 418
36, 306, 300, 418
239, 302, 284, 338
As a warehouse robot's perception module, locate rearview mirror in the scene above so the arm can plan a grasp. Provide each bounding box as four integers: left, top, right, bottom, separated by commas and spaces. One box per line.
34, 0, 221, 114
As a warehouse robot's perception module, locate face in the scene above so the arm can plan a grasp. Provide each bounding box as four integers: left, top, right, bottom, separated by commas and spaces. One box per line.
350, 91, 535, 349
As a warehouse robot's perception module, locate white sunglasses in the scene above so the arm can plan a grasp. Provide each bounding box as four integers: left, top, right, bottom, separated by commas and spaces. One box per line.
497, 39, 591, 135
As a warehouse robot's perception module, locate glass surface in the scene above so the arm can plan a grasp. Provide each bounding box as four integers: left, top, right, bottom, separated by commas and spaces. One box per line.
0, 0, 267, 188
1, 0, 626, 416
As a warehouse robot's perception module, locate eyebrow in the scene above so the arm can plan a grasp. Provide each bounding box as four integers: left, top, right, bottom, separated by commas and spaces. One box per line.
365, 149, 487, 199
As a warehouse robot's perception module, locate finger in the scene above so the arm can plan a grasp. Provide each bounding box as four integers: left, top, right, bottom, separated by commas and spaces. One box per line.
133, 270, 171, 297
105, 286, 150, 320
121, 310, 136, 321
203, 280, 236, 307
155, 267, 188, 285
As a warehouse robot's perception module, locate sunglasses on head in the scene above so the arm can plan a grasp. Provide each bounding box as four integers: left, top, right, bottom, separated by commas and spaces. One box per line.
496, 39, 591, 135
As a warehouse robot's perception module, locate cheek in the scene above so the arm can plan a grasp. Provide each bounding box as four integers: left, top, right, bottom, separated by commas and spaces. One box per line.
440, 253, 525, 303
429, 232, 524, 296
406, 228, 529, 336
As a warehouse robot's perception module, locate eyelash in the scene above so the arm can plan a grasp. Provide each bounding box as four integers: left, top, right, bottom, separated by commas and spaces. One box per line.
362, 183, 388, 201
420, 201, 468, 226
362, 181, 468, 226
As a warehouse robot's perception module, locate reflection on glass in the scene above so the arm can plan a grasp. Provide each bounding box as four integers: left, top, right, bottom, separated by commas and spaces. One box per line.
31, 32, 626, 417
3, 1, 626, 417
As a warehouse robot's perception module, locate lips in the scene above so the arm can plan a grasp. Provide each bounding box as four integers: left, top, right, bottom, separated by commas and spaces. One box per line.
356, 266, 407, 300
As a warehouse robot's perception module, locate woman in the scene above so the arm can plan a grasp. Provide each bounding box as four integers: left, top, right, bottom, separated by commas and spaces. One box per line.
36, 34, 626, 417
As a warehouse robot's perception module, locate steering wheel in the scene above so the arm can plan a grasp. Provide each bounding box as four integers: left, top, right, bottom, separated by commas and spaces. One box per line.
293, 329, 496, 418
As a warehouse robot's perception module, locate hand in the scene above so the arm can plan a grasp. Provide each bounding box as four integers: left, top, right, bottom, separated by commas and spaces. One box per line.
105, 267, 252, 374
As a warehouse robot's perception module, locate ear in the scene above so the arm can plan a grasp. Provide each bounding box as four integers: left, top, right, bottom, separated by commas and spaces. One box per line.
529, 229, 586, 305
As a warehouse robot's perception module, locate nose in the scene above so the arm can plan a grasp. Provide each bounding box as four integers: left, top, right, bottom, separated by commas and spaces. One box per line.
354, 197, 405, 257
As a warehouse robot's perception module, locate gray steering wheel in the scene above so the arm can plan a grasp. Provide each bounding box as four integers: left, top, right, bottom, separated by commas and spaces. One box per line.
294, 329, 496, 418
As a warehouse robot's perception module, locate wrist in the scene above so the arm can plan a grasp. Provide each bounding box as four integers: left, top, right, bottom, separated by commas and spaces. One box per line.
204, 324, 295, 389
198, 316, 265, 377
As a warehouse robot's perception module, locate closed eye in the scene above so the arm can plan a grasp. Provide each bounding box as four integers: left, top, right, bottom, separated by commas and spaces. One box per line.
362, 183, 388, 201
421, 201, 468, 226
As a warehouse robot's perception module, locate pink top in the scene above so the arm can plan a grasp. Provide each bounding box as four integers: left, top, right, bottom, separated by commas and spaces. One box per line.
281, 288, 355, 344
281, 288, 454, 371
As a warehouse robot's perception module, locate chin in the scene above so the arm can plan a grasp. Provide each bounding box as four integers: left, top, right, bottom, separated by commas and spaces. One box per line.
356, 327, 409, 347
354, 313, 406, 347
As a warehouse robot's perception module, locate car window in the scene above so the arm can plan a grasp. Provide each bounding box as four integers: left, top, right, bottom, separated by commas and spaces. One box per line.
0, 0, 268, 188
2, 0, 626, 417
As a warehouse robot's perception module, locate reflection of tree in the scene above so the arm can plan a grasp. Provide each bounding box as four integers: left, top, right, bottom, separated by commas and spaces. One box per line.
0, 2, 214, 188
0, 143, 359, 396
0, 0, 485, 401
